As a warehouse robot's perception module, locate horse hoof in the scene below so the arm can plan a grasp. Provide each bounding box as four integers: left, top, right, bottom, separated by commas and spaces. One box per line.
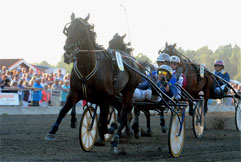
141, 129, 152, 137
110, 146, 119, 154
134, 132, 141, 139
95, 138, 105, 146
161, 125, 167, 133
45, 133, 56, 141
70, 122, 76, 128
111, 135, 120, 147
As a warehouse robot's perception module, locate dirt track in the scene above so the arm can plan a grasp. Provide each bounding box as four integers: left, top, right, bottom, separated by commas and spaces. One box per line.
0, 112, 240, 162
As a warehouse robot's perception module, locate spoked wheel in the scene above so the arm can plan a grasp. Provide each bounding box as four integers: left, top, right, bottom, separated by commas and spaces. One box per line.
193, 100, 205, 139
235, 100, 241, 132
79, 106, 98, 152
168, 113, 185, 158
104, 106, 117, 142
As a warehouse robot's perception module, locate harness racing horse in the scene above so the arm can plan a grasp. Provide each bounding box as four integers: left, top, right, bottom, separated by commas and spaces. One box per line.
108, 33, 152, 138
160, 42, 215, 115
45, 13, 141, 152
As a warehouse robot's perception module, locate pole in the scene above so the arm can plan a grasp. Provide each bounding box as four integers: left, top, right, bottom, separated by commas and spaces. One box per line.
120, 4, 132, 55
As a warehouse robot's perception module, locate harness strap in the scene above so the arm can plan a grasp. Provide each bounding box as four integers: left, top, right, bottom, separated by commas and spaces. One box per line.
73, 60, 99, 99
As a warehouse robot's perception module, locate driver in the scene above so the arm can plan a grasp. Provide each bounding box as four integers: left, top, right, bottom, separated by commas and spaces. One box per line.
156, 65, 181, 101
213, 59, 230, 95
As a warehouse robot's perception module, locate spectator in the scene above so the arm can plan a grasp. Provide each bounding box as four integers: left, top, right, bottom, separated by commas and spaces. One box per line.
46, 74, 53, 85
51, 79, 62, 90
17, 79, 25, 104
61, 80, 70, 106
59, 80, 64, 86
32, 78, 43, 106
0, 74, 8, 89
20, 67, 27, 78
1, 79, 19, 93
28, 68, 34, 79
56, 69, 64, 81
40, 84, 51, 107
22, 81, 32, 107
1, 66, 7, 74
5, 70, 12, 80
40, 78, 46, 87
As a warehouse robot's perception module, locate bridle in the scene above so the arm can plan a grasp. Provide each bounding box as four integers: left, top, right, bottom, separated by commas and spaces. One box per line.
63, 19, 103, 99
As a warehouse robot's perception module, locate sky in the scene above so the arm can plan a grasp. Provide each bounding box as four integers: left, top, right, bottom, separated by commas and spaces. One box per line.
0, 0, 240, 65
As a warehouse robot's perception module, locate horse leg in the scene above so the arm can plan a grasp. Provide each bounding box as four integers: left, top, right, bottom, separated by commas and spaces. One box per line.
132, 107, 140, 138
70, 104, 77, 128
111, 92, 133, 152
45, 92, 79, 141
189, 101, 194, 116
95, 100, 109, 146
140, 110, 152, 137
160, 110, 167, 133
145, 110, 152, 135
123, 111, 133, 137
203, 85, 212, 114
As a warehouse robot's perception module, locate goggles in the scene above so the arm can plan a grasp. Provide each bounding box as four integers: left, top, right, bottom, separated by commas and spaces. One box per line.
214, 64, 222, 67
158, 70, 168, 76
171, 62, 178, 65
157, 61, 165, 64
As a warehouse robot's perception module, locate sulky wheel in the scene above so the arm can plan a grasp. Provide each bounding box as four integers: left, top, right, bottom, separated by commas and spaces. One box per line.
193, 101, 205, 139
168, 113, 185, 158
104, 106, 117, 142
235, 100, 241, 132
79, 106, 98, 152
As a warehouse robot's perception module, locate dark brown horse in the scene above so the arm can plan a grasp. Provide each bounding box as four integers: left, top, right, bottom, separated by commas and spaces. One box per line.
45, 13, 141, 151
108, 33, 152, 137
160, 42, 215, 114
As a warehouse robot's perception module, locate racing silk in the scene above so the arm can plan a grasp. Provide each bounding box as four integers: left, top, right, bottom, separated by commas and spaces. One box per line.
214, 70, 230, 85
169, 73, 177, 85
137, 70, 176, 90
173, 70, 187, 88
156, 80, 179, 99
173, 70, 183, 87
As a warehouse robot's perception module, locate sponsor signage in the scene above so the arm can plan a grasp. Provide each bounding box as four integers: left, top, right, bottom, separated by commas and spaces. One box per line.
0, 93, 19, 105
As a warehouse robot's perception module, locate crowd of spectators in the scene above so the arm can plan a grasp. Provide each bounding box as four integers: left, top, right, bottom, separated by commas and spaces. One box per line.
1, 65, 241, 107
0, 66, 70, 107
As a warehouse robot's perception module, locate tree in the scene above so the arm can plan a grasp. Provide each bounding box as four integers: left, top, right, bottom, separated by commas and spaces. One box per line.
135, 53, 152, 66
35, 60, 53, 67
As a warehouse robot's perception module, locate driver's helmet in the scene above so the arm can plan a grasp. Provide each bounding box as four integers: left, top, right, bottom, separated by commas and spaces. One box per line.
156, 53, 170, 63
170, 56, 180, 64
158, 65, 173, 79
214, 59, 224, 67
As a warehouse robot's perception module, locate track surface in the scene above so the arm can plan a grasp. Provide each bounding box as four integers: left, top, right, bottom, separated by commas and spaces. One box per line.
0, 112, 240, 161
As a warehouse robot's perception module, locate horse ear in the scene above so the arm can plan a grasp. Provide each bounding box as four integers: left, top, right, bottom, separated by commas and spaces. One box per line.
84, 13, 90, 22
114, 33, 118, 37
173, 43, 176, 48
71, 13, 75, 21
166, 42, 168, 47
122, 34, 126, 39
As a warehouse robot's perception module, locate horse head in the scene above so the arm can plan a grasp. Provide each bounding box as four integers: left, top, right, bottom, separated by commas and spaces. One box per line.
108, 33, 133, 54
63, 13, 96, 63
159, 42, 178, 56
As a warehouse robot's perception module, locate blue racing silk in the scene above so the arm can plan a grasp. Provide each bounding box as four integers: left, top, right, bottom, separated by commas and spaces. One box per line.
156, 80, 179, 98
137, 70, 157, 90
169, 73, 177, 85
214, 70, 230, 85
138, 71, 177, 90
